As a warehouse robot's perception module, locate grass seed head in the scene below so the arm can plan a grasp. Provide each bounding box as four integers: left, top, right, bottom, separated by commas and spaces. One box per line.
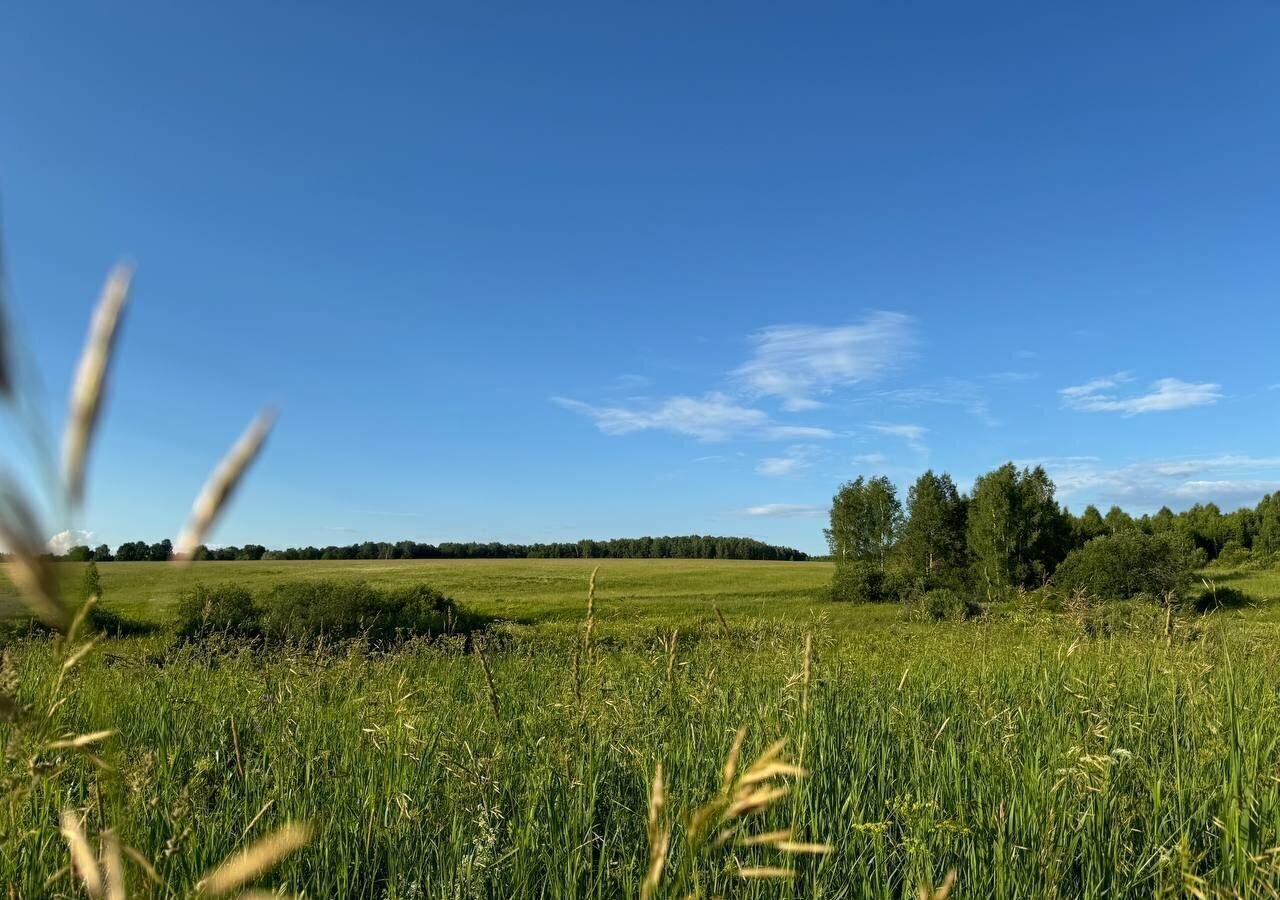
0, 474, 68, 630
196, 821, 311, 896
738, 866, 794, 879
63, 265, 131, 506
101, 829, 126, 900
60, 810, 104, 898
640, 762, 669, 900
173, 407, 276, 562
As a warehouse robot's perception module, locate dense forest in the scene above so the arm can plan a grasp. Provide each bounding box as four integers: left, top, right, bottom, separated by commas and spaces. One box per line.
827, 462, 1280, 602
53, 535, 811, 563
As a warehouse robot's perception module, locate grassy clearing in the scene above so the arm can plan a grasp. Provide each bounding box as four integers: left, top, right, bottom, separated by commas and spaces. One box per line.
4, 560, 1280, 897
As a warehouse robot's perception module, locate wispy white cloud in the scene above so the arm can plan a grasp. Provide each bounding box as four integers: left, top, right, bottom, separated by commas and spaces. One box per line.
735, 312, 915, 411
764, 424, 836, 440
554, 393, 768, 441
869, 423, 928, 453
1172, 480, 1280, 500
879, 377, 998, 426
693, 454, 727, 463
756, 444, 819, 477
1060, 374, 1222, 415
555, 393, 833, 442
47, 529, 95, 554
1059, 372, 1133, 399
739, 503, 827, 518
852, 452, 887, 465
1030, 454, 1280, 511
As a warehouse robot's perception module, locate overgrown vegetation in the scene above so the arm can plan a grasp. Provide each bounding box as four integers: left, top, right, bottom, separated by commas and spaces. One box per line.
174, 579, 484, 645
4, 568, 1280, 896
1053, 530, 1194, 600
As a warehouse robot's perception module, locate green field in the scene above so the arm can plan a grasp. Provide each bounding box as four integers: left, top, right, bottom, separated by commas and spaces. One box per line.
5, 559, 1280, 898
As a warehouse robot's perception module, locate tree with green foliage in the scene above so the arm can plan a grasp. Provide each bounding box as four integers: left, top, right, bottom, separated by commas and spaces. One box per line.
967, 463, 1069, 599
825, 475, 902, 571
900, 470, 967, 577
1074, 505, 1107, 545
1255, 494, 1280, 554
1104, 505, 1136, 533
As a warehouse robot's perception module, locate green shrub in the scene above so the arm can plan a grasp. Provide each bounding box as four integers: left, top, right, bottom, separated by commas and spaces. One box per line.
881, 570, 926, 604
1053, 531, 1195, 601
901, 589, 983, 623
174, 580, 481, 645
829, 562, 885, 602
174, 584, 261, 639
261, 580, 476, 644
379, 583, 486, 635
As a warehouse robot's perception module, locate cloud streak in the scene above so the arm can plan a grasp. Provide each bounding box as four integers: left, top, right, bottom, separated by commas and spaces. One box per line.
756, 444, 820, 477
1028, 454, 1280, 511
869, 423, 928, 453
1060, 374, 1222, 415
554, 393, 831, 442
739, 503, 827, 518
735, 312, 916, 411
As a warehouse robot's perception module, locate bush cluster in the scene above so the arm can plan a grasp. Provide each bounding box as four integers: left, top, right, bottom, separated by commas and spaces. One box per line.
900, 588, 982, 623
174, 579, 483, 645
1053, 531, 1195, 601
829, 562, 886, 603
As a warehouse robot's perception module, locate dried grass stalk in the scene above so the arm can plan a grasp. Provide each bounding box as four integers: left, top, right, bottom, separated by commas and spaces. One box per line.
640, 762, 669, 900
101, 829, 127, 900
197, 821, 310, 896
918, 869, 957, 900
0, 475, 67, 630
738, 866, 795, 879
60, 810, 104, 898
63, 265, 131, 506
173, 408, 276, 562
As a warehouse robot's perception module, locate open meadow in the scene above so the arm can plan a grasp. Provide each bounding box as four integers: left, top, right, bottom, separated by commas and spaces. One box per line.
4, 559, 1280, 898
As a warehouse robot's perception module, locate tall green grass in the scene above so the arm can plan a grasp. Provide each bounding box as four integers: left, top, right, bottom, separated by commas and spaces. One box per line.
4, 603, 1280, 897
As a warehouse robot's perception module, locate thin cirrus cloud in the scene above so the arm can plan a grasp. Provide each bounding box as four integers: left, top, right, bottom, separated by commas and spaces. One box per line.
739, 503, 827, 518
734, 312, 916, 411
552, 394, 834, 442
868, 423, 928, 453
1059, 373, 1223, 415
877, 376, 998, 426
1023, 454, 1280, 510
756, 444, 820, 477
556, 313, 910, 441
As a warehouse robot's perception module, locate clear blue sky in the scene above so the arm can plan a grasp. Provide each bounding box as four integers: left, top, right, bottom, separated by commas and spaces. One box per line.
3, 2, 1278, 555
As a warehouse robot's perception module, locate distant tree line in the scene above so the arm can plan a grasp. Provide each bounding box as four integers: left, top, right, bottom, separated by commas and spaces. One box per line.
51, 535, 810, 563
828, 464, 1280, 602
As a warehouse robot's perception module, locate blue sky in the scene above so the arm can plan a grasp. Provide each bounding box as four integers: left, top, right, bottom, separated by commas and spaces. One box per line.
3, 2, 1279, 555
